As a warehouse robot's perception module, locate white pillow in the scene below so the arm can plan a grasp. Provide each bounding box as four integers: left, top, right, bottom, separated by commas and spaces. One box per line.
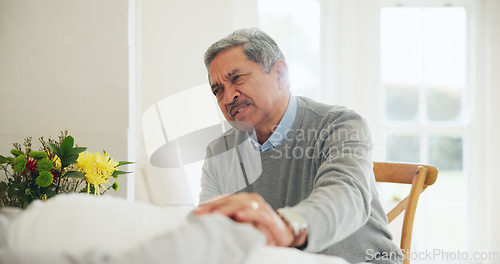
7, 193, 190, 256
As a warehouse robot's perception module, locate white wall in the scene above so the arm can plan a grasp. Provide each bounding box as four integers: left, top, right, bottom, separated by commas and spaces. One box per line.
0, 0, 130, 197
484, 0, 500, 255
327, 0, 380, 121
458, 0, 500, 255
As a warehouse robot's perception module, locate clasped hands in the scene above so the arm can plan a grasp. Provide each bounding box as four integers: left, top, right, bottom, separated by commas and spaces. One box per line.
194, 192, 307, 248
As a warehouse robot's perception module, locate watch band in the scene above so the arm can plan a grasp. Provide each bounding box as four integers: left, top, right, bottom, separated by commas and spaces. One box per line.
277, 207, 308, 236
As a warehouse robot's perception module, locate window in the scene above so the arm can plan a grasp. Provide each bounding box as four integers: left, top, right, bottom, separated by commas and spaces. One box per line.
379, 4, 469, 251
258, 0, 322, 101
381, 7, 467, 124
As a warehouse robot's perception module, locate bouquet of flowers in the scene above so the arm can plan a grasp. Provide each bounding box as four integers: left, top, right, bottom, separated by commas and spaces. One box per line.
0, 131, 133, 209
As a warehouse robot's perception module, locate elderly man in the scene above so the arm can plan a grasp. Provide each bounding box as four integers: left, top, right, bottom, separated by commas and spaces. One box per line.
194, 28, 402, 264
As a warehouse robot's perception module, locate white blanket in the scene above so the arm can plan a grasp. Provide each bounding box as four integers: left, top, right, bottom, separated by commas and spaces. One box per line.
0, 194, 356, 264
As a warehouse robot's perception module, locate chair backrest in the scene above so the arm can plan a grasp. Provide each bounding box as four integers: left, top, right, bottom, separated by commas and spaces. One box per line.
373, 162, 438, 264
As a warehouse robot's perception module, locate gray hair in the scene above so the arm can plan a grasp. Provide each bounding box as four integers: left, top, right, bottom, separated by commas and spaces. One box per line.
204, 28, 285, 74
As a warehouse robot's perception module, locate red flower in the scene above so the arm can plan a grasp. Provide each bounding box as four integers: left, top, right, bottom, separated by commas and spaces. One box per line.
51, 169, 59, 185
25, 158, 37, 174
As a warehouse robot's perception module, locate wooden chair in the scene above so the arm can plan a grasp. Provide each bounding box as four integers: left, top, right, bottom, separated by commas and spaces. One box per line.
373, 162, 438, 264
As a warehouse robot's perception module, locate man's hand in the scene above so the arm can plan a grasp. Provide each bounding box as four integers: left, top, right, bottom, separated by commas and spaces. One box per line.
194, 192, 305, 247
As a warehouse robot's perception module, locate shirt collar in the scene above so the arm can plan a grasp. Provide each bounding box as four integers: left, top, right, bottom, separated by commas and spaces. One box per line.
249, 95, 298, 152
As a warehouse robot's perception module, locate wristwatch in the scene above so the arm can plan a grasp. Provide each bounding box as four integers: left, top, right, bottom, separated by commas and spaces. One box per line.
277, 207, 308, 237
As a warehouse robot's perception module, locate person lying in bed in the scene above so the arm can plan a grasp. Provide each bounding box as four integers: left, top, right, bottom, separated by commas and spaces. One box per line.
194, 28, 403, 264
0, 194, 357, 264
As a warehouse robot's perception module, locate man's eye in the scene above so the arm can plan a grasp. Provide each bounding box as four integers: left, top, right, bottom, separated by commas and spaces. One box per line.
232, 75, 241, 82
213, 88, 222, 96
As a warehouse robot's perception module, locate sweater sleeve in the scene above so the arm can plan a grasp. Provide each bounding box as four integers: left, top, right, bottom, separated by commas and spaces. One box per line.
292, 109, 374, 252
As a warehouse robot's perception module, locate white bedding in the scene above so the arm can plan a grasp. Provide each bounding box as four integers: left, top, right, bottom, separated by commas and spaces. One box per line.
0, 194, 358, 264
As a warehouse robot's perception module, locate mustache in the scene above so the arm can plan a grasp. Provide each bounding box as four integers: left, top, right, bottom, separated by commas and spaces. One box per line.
228, 99, 252, 118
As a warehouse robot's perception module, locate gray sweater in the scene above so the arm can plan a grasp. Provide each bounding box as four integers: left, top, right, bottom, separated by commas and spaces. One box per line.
200, 96, 403, 263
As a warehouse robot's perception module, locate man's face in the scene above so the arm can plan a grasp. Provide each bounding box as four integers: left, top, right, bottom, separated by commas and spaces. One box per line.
208, 46, 288, 133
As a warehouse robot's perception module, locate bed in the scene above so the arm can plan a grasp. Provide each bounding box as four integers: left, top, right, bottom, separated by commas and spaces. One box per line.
0, 194, 363, 264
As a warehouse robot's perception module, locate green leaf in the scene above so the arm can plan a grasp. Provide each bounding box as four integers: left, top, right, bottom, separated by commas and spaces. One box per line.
61, 159, 78, 169
59, 136, 74, 156
63, 171, 85, 179
0, 182, 7, 192
66, 154, 79, 162
68, 147, 87, 156
111, 170, 131, 178
45, 188, 57, 199
0, 155, 7, 164
60, 153, 79, 169
117, 161, 134, 167
48, 143, 62, 157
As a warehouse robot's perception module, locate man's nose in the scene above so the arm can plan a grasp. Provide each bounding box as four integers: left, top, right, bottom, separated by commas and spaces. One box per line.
222, 85, 240, 104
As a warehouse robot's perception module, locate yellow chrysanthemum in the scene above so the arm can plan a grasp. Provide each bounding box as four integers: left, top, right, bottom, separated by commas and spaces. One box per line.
76, 151, 118, 195
76, 152, 94, 174
94, 152, 118, 176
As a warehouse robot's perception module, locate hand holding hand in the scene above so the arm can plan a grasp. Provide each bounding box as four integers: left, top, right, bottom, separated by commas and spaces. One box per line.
194, 192, 305, 247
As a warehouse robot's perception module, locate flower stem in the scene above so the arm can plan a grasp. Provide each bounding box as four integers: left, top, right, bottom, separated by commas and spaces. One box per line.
55, 168, 63, 194
102, 185, 112, 195
1, 166, 12, 178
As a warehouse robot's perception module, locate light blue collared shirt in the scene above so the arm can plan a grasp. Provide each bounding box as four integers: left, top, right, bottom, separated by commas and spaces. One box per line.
249, 95, 298, 152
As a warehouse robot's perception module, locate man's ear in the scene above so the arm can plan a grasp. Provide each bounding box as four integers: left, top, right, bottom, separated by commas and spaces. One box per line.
274, 59, 290, 90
